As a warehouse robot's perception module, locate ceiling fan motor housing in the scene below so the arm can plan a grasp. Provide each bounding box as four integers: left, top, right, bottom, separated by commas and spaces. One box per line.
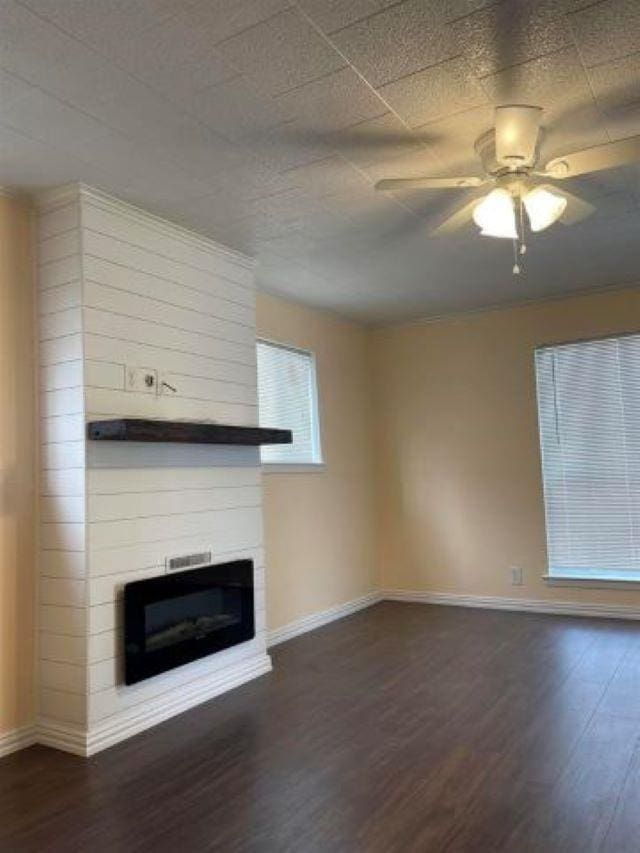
475, 127, 544, 177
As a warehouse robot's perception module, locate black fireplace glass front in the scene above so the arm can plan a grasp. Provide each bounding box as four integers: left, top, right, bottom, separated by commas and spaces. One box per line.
124, 560, 254, 685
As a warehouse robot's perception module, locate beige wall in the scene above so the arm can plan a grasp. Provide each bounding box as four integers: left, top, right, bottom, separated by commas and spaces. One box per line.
0, 196, 35, 734
370, 287, 640, 607
2, 223, 638, 732
256, 292, 376, 631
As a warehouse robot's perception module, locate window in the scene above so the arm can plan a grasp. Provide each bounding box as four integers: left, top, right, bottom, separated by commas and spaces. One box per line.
535, 333, 640, 582
257, 339, 322, 466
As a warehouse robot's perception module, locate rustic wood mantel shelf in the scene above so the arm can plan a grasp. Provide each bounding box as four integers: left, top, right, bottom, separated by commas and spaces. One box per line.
87, 419, 293, 446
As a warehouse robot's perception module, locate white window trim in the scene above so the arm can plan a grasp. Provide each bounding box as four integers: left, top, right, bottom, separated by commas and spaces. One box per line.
542, 574, 640, 589
257, 337, 324, 468
262, 462, 326, 474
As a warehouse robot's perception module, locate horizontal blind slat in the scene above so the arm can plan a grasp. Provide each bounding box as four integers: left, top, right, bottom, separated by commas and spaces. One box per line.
536, 335, 640, 575
257, 340, 321, 465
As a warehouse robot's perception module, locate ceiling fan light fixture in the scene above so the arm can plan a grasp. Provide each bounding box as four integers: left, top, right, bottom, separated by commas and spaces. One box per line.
522, 186, 567, 232
472, 188, 517, 239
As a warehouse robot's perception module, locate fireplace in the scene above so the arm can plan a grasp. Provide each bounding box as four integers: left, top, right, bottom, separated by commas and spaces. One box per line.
124, 560, 255, 685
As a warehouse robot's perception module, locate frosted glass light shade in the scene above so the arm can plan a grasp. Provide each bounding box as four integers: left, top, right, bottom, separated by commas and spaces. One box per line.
523, 186, 567, 232
472, 188, 517, 239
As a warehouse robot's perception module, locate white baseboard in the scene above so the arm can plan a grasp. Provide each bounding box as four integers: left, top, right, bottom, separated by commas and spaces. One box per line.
267, 591, 381, 647
7, 590, 639, 762
36, 653, 273, 757
86, 653, 272, 756
381, 589, 640, 620
0, 725, 36, 759
35, 719, 87, 756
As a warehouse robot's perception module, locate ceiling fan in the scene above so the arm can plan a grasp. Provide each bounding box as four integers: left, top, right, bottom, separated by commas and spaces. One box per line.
375, 105, 640, 273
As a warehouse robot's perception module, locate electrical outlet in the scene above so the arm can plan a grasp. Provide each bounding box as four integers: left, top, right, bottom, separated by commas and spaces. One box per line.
125, 366, 157, 394
510, 566, 523, 586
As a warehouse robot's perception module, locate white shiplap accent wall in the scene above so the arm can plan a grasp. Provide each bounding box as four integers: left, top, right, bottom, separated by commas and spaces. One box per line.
37, 185, 271, 755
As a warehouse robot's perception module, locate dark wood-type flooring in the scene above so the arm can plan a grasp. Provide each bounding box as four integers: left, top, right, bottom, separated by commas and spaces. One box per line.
3, 602, 640, 852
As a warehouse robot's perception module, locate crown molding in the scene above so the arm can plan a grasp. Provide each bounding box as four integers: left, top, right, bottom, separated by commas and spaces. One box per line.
36, 183, 256, 271
376, 279, 640, 331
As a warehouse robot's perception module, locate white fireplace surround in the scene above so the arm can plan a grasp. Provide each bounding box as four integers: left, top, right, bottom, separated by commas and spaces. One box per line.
36, 184, 271, 756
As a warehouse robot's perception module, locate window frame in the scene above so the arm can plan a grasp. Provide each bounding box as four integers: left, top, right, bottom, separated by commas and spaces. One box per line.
256, 337, 324, 472
535, 330, 640, 587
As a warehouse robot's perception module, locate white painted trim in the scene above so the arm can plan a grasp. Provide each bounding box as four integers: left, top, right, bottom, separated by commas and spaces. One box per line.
36, 184, 255, 269
542, 574, 640, 590
86, 654, 272, 756
378, 280, 640, 330
35, 719, 88, 756
381, 589, 640, 621
268, 591, 381, 647
35, 653, 272, 756
0, 725, 36, 759
262, 463, 326, 474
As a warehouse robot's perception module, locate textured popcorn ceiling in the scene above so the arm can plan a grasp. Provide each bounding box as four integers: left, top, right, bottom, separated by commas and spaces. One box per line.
2, 0, 640, 322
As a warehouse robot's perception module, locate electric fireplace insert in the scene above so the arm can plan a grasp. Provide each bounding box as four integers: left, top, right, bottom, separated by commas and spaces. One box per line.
124, 559, 254, 685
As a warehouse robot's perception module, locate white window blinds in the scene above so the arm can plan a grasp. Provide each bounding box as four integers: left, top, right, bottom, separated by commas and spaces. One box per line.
535, 333, 640, 581
257, 339, 322, 465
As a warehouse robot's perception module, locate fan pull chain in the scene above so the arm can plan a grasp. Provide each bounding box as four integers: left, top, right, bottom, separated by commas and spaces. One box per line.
512, 197, 522, 275
519, 197, 527, 255
512, 239, 521, 275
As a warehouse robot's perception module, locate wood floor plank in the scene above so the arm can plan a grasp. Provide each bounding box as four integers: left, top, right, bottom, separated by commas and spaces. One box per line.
2, 602, 640, 852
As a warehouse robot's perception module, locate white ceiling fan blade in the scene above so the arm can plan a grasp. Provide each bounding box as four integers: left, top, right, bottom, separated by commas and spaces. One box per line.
534, 185, 596, 224
495, 105, 542, 168
543, 135, 640, 179
375, 176, 486, 191
431, 197, 483, 236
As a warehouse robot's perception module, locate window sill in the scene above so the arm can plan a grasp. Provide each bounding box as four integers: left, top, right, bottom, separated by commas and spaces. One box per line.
262, 463, 325, 474
543, 573, 640, 589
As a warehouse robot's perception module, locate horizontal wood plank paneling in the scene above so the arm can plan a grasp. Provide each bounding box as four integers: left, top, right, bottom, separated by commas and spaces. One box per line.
83, 307, 255, 365
88, 485, 261, 522
83, 255, 253, 325
39, 255, 82, 289
83, 230, 253, 306
39, 334, 83, 365
41, 441, 84, 470
41, 469, 85, 497
41, 522, 86, 551
84, 334, 257, 385
42, 414, 86, 443
40, 689, 86, 725
85, 388, 257, 424
40, 632, 86, 665
90, 505, 262, 551
40, 549, 86, 578
38, 230, 81, 265
41, 360, 83, 391
41, 388, 84, 417
38, 202, 80, 241
40, 660, 85, 695
36, 185, 266, 751
41, 496, 85, 525
39, 605, 87, 637
85, 361, 124, 390
40, 308, 82, 341
87, 466, 260, 494
39, 281, 82, 315
83, 281, 254, 345
82, 199, 254, 289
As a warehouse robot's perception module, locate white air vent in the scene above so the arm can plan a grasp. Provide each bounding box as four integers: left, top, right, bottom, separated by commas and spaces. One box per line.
165, 551, 212, 572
